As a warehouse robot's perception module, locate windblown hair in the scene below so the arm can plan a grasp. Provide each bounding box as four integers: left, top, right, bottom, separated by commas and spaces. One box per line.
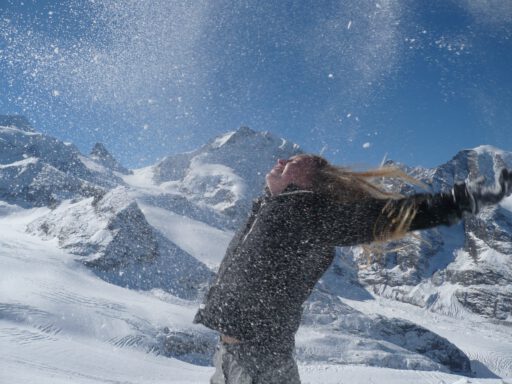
296, 154, 423, 244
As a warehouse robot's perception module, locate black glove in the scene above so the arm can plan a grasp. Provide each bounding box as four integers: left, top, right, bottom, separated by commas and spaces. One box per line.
452, 168, 512, 215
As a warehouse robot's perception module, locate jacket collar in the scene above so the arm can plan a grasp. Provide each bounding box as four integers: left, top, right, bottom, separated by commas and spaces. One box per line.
252, 184, 314, 213
259, 183, 314, 202
282, 184, 303, 194
268, 184, 314, 198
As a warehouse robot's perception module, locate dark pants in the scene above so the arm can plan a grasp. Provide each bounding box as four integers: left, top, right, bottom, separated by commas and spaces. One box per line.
210, 340, 301, 384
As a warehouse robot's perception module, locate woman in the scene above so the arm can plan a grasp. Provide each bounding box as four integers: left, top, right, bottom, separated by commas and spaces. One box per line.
194, 154, 511, 384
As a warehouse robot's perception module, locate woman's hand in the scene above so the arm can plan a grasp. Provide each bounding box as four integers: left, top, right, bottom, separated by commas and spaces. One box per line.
452, 168, 512, 215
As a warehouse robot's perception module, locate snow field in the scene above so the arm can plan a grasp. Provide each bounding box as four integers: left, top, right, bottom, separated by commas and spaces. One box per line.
1, 205, 510, 383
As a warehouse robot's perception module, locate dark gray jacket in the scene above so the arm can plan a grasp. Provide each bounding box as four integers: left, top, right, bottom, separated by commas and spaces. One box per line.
194, 185, 463, 348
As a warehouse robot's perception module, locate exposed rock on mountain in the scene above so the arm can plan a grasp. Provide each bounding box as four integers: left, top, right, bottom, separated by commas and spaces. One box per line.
90, 142, 132, 175
0, 116, 123, 207
355, 147, 512, 322
0, 115, 36, 132
151, 126, 302, 225
297, 251, 472, 374
299, 290, 471, 373
0, 157, 102, 207
27, 187, 213, 299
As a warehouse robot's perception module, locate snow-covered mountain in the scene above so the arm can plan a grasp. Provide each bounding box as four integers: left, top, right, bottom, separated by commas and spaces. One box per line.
0, 115, 121, 207
1, 115, 511, 383
90, 142, 132, 175
26, 187, 213, 300
150, 126, 302, 227
356, 147, 512, 322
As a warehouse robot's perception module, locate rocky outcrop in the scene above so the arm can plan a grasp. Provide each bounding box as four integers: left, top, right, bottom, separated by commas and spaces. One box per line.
354, 147, 512, 322
297, 255, 472, 375
27, 187, 213, 299
0, 115, 36, 132
0, 158, 103, 207
90, 143, 132, 175
0, 116, 122, 207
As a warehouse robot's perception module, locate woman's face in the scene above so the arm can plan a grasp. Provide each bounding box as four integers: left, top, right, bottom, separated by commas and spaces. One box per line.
265, 155, 315, 195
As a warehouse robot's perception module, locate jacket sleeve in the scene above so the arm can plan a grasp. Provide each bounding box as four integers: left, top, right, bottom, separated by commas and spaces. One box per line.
310, 192, 463, 247
407, 192, 463, 230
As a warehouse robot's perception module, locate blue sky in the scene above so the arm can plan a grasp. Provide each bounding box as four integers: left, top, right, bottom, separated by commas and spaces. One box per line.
1, 0, 511, 169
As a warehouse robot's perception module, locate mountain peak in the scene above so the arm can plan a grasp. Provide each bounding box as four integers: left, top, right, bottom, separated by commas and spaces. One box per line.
472, 144, 507, 156
0, 115, 36, 133
236, 125, 255, 135
209, 126, 258, 149
90, 143, 111, 158
90, 143, 131, 175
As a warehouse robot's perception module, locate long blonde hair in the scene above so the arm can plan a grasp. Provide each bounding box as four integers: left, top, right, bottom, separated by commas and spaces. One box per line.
298, 154, 423, 244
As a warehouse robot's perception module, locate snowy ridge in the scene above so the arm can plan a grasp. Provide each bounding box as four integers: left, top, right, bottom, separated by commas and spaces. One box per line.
0, 119, 122, 206
210, 131, 236, 148
0, 115, 36, 132
90, 142, 132, 175
26, 186, 213, 299
150, 126, 303, 226
0, 156, 39, 169
357, 147, 512, 323
138, 202, 233, 269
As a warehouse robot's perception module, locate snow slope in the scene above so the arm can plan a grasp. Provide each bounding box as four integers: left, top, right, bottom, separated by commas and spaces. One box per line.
0, 204, 211, 383
1, 203, 510, 384
138, 201, 233, 269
